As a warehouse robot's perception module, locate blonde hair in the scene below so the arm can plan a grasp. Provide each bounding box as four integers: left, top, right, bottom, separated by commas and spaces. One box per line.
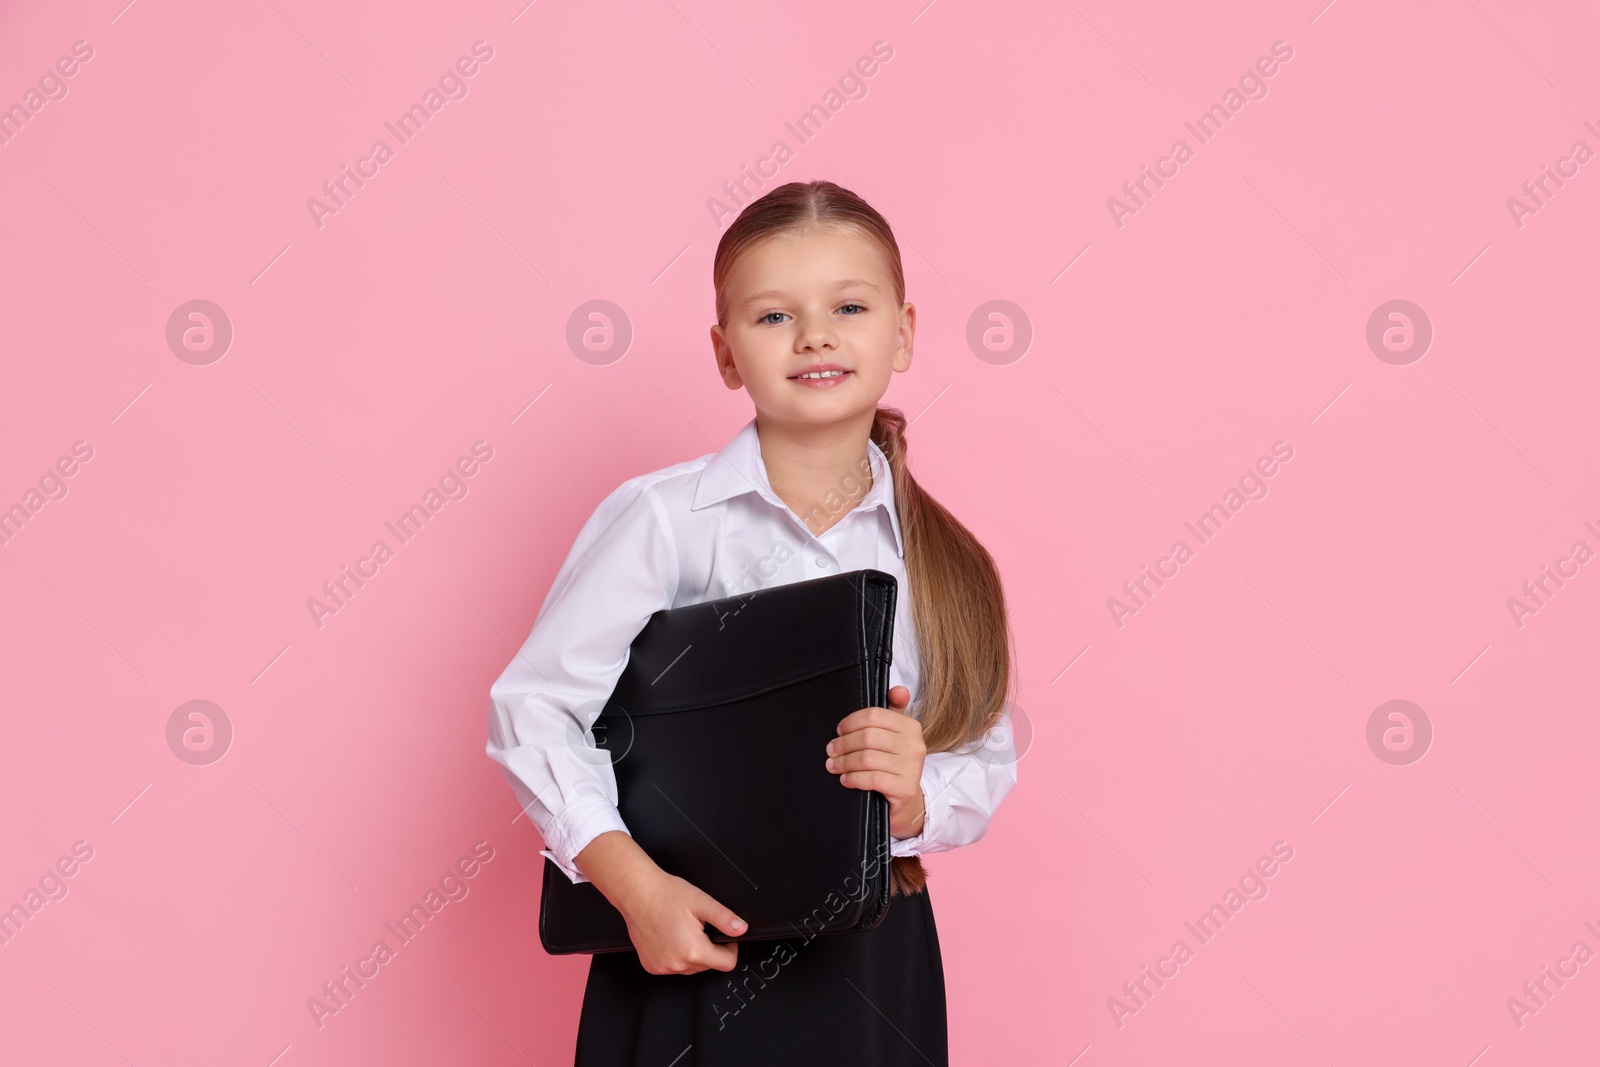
713, 180, 1016, 896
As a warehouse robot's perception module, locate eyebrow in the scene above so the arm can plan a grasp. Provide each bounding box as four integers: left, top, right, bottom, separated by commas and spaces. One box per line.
739, 279, 882, 307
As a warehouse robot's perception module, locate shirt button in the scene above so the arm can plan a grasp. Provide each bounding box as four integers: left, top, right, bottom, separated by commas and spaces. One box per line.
815, 557, 830, 568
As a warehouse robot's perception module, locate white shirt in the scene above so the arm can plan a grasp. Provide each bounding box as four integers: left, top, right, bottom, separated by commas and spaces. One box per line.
486, 415, 1018, 885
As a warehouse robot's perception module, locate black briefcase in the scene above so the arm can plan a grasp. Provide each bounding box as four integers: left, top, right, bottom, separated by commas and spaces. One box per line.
538, 568, 897, 954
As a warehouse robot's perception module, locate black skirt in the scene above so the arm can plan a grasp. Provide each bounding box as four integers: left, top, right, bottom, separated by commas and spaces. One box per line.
574, 885, 948, 1067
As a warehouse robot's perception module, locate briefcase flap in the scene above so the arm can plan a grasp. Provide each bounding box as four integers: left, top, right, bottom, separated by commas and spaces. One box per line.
605, 568, 897, 715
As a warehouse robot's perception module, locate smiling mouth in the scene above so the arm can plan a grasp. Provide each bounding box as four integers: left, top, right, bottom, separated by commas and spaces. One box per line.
790, 370, 851, 380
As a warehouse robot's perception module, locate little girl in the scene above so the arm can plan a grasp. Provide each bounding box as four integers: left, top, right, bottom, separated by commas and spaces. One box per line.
487, 179, 1018, 1066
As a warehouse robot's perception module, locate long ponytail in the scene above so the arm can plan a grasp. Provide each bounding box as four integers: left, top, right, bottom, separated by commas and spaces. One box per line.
870, 406, 1014, 895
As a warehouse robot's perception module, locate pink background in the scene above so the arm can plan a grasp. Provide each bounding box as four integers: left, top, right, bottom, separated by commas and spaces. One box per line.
3, 0, 1598, 1063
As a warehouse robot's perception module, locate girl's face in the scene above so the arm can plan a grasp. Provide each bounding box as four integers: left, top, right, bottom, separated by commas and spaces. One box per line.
711, 225, 914, 428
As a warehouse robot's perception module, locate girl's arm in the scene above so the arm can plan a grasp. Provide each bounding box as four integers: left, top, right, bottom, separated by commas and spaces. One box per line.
485, 477, 744, 974
486, 478, 679, 885
830, 691, 1020, 856
890, 703, 1020, 857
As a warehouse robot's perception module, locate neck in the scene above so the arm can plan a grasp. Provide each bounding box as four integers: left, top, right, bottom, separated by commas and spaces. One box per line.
753, 412, 877, 538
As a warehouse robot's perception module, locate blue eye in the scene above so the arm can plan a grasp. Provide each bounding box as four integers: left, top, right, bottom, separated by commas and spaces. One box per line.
761, 312, 788, 325
839, 303, 865, 314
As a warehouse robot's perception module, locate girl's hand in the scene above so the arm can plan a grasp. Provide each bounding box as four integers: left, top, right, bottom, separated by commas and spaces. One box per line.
616, 868, 748, 976
574, 830, 746, 975
826, 685, 927, 840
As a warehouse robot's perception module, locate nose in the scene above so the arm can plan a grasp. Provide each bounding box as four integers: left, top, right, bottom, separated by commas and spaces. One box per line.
795, 311, 838, 352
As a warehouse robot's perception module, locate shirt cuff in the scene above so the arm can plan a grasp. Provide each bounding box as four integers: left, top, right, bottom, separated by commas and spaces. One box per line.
889, 763, 950, 857
541, 795, 632, 884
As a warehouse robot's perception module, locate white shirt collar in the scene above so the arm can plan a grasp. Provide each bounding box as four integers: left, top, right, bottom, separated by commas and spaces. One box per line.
690, 416, 906, 559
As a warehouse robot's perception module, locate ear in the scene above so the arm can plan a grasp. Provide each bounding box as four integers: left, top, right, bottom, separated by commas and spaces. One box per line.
893, 303, 916, 372
709, 323, 744, 389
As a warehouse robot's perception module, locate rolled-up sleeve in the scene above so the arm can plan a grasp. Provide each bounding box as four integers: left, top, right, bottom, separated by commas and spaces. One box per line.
486, 479, 679, 884
890, 703, 1020, 857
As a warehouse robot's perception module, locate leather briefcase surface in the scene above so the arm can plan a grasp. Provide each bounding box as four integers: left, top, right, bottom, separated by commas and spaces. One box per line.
538, 568, 897, 954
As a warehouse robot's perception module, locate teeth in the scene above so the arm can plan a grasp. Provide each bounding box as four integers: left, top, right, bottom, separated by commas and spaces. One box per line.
797, 370, 845, 379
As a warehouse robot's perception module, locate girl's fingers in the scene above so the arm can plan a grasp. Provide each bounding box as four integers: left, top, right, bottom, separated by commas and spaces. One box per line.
697, 941, 740, 973
826, 748, 899, 774
827, 726, 901, 756
828, 690, 926, 806
692, 893, 748, 938
835, 705, 913, 736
